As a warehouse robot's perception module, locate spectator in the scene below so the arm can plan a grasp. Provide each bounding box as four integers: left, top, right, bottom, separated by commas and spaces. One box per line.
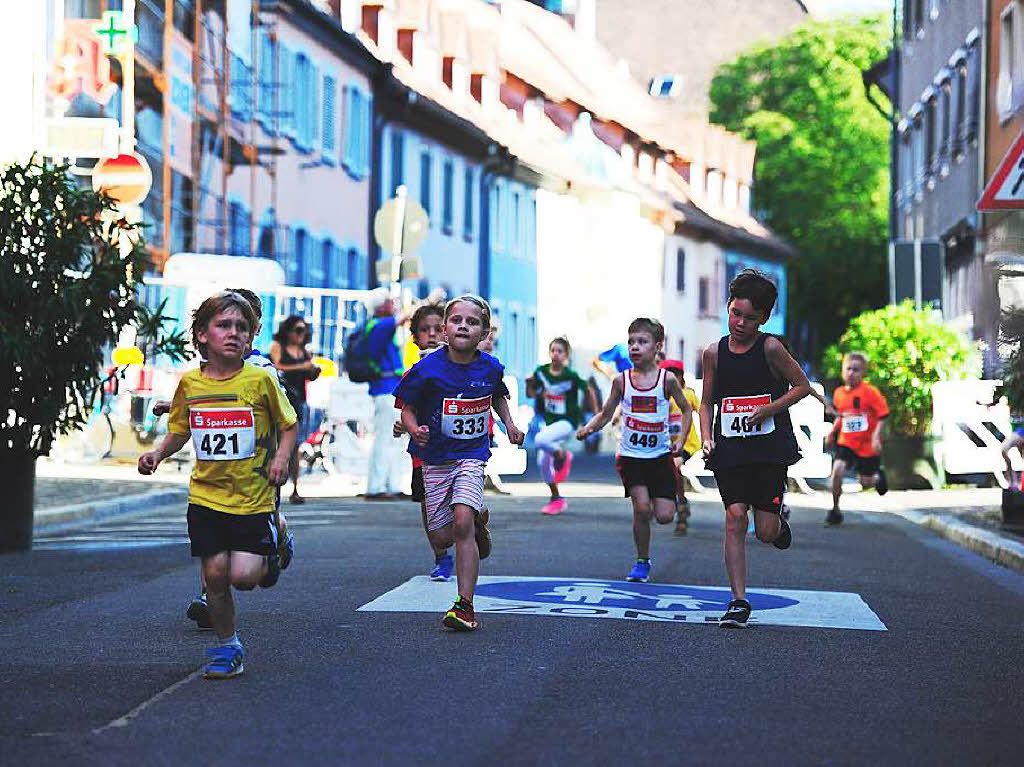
270, 315, 320, 504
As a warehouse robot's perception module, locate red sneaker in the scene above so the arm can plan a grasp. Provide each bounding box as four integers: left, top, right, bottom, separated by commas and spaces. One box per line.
442, 597, 478, 631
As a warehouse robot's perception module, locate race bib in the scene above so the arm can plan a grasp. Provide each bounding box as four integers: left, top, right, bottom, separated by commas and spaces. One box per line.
190, 407, 256, 461
668, 412, 684, 436
622, 415, 666, 453
720, 394, 775, 438
841, 414, 868, 433
544, 392, 567, 415
441, 396, 491, 439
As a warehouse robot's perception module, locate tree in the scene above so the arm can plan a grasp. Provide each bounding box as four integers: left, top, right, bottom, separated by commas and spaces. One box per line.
0, 156, 188, 551
709, 16, 891, 367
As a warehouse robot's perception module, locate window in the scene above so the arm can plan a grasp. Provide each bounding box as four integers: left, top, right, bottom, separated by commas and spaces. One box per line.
389, 129, 404, 195
676, 248, 686, 292
924, 93, 937, 180
512, 191, 521, 255
420, 150, 432, 217
490, 182, 502, 251
912, 115, 925, 195
292, 228, 309, 286
293, 54, 317, 152
322, 73, 338, 164
463, 166, 474, 240
229, 53, 252, 122
257, 31, 276, 131
279, 43, 294, 138
228, 201, 249, 256
698, 277, 710, 316
347, 248, 360, 289
343, 86, 371, 180
509, 312, 519, 372
257, 224, 275, 259
965, 39, 981, 144
999, 2, 1024, 118
311, 238, 331, 288
899, 126, 913, 205
939, 74, 952, 171
442, 159, 454, 234
679, 340, 685, 363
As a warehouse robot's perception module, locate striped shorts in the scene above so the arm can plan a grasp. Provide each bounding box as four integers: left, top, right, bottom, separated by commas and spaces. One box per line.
422, 459, 486, 531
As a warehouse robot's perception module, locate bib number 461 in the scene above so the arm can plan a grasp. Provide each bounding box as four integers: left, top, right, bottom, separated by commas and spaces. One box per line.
729, 415, 764, 435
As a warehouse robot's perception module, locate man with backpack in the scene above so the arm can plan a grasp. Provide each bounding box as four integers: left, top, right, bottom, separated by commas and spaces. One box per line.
350, 288, 442, 499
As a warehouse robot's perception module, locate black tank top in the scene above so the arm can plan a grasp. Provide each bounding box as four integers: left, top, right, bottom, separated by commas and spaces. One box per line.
708, 334, 800, 470
280, 346, 310, 408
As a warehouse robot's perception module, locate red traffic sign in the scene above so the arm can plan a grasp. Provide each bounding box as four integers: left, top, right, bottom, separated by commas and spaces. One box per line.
92, 152, 153, 205
978, 131, 1024, 211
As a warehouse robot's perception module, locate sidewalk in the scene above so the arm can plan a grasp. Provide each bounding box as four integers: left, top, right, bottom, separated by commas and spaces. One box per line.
31, 457, 1024, 573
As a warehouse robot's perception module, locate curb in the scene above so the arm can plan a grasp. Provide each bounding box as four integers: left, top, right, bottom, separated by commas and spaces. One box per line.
892, 508, 1024, 574
33, 487, 188, 535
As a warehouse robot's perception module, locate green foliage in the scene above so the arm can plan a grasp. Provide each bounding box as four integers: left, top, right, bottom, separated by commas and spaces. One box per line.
998, 306, 1024, 415
822, 302, 979, 438
709, 17, 892, 363
0, 156, 188, 456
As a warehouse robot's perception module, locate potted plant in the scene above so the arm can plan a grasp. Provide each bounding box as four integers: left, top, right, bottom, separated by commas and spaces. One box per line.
0, 157, 187, 552
822, 301, 979, 490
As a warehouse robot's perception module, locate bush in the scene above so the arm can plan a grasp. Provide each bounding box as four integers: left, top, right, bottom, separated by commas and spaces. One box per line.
822, 301, 979, 438
0, 156, 187, 456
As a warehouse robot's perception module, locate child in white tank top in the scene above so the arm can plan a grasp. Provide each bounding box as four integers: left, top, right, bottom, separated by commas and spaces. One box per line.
577, 318, 693, 583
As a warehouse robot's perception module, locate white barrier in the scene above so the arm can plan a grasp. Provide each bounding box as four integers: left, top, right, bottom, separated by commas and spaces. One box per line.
679, 380, 832, 494
932, 379, 1021, 488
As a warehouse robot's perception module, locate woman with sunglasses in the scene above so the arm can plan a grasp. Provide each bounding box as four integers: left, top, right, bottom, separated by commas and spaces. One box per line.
270, 315, 321, 504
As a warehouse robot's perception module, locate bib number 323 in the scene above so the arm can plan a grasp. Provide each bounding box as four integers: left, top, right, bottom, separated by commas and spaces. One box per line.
720, 394, 775, 438
190, 408, 257, 460
441, 396, 491, 439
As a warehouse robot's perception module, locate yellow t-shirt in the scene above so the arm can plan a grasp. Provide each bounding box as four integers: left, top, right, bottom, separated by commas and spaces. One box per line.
168, 364, 297, 514
669, 387, 701, 456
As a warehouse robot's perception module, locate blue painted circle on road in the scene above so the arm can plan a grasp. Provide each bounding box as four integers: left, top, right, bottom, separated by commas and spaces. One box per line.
475, 580, 799, 612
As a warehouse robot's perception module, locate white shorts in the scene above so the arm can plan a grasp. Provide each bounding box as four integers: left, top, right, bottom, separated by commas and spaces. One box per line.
422, 459, 485, 531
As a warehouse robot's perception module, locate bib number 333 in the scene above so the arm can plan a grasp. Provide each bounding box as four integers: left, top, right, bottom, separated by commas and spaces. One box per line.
441, 396, 491, 439
721, 394, 775, 438
190, 408, 257, 460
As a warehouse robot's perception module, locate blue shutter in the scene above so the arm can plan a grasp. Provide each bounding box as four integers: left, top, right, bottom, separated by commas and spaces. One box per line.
360, 93, 372, 178
322, 73, 337, 164
258, 31, 272, 126
311, 63, 320, 151
279, 43, 294, 137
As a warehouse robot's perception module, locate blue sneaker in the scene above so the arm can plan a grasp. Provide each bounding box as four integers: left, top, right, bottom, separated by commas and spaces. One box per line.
626, 559, 652, 583
430, 554, 454, 581
203, 645, 244, 680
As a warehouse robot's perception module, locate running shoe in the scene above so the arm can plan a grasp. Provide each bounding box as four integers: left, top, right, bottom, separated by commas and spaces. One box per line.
718, 598, 751, 628
203, 645, 245, 679
279, 531, 295, 570
674, 498, 690, 536
430, 553, 454, 581
626, 558, 652, 583
475, 507, 492, 560
552, 450, 573, 484
442, 597, 478, 631
541, 498, 567, 515
259, 552, 281, 588
875, 468, 889, 496
825, 508, 844, 526
186, 591, 212, 630
773, 505, 792, 550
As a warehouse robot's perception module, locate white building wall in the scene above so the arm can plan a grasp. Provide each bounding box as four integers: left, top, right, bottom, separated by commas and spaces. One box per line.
536, 187, 665, 370
661, 233, 725, 377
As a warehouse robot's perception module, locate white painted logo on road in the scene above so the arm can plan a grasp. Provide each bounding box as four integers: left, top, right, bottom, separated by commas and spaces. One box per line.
357, 576, 887, 631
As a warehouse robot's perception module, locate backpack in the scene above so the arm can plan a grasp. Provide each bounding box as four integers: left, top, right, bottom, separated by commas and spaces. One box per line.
343, 320, 377, 383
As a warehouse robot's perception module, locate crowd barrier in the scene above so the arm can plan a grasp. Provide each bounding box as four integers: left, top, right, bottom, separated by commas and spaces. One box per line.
932, 379, 1020, 488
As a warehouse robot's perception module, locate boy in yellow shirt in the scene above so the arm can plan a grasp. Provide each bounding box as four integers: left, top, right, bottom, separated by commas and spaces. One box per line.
660, 359, 701, 535
139, 291, 297, 679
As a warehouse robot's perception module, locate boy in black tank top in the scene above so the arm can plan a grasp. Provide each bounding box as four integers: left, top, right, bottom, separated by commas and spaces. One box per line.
700, 270, 811, 628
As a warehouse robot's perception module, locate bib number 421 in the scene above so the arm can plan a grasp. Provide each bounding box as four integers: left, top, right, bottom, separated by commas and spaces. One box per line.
200, 432, 240, 456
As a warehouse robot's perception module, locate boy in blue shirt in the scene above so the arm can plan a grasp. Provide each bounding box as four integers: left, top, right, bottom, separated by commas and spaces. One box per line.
395, 296, 525, 631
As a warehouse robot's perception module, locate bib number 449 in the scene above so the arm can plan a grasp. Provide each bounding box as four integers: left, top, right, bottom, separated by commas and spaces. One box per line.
628, 432, 660, 449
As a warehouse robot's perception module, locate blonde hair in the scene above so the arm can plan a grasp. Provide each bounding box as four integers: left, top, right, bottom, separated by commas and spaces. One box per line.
443, 294, 491, 331
844, 351, 869, 368
191, 291, 256, 357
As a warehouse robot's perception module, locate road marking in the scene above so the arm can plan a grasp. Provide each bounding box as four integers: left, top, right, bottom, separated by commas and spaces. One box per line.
92, 669, 203, 733
358, 576, 887, 631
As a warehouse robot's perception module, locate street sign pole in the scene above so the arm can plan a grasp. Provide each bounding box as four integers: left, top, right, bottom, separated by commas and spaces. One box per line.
390, 185, 408, 296
120, 0, 136, 153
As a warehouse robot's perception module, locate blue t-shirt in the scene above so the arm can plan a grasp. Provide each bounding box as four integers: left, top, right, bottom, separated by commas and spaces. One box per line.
599, 343, 632, 372
366, 316, 404, 396
393, 347, 509, 465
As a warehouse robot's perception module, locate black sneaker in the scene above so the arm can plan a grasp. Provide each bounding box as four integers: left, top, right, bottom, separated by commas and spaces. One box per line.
719, 599, 751, 628
875, 468, 888, 496
825, 508, 844, 526
186, 591, 212, 630
260, 553, 281, 588
773, 506, 792, 550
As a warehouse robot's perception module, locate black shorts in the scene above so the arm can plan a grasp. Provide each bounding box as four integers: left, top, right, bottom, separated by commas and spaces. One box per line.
616, 455, 677, 501
187, 503, 278, 558
713, 464, 787, 514
835, 446, 881, 477
411, 465, 425, 503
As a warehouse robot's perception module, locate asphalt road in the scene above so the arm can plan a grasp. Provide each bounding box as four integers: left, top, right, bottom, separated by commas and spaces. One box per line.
2, 478, 1023, 765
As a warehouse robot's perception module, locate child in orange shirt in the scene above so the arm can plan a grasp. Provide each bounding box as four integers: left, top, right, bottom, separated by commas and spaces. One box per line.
825, 352, 889, 525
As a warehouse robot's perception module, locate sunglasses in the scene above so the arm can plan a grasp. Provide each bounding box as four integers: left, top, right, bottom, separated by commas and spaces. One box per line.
292, 326, 307, 333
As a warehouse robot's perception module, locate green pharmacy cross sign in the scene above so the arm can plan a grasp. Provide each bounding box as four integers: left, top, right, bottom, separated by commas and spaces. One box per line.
94, 11, 138, 57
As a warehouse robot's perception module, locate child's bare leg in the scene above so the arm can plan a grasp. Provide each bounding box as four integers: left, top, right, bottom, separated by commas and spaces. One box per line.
629, 487, 654, 558
452, 504, 479, 600
830, 458, 847, 510
229, 551, 267, 591
652, 497, 675, 525
753, 507, 781, 543
203, 553, 235, 639
723, 503, 749, 599
420, 503, 448, 558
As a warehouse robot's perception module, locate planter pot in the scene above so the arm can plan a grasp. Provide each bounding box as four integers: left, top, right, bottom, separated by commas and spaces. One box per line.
883, 435, 943, 490
0, 450, 35, 552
